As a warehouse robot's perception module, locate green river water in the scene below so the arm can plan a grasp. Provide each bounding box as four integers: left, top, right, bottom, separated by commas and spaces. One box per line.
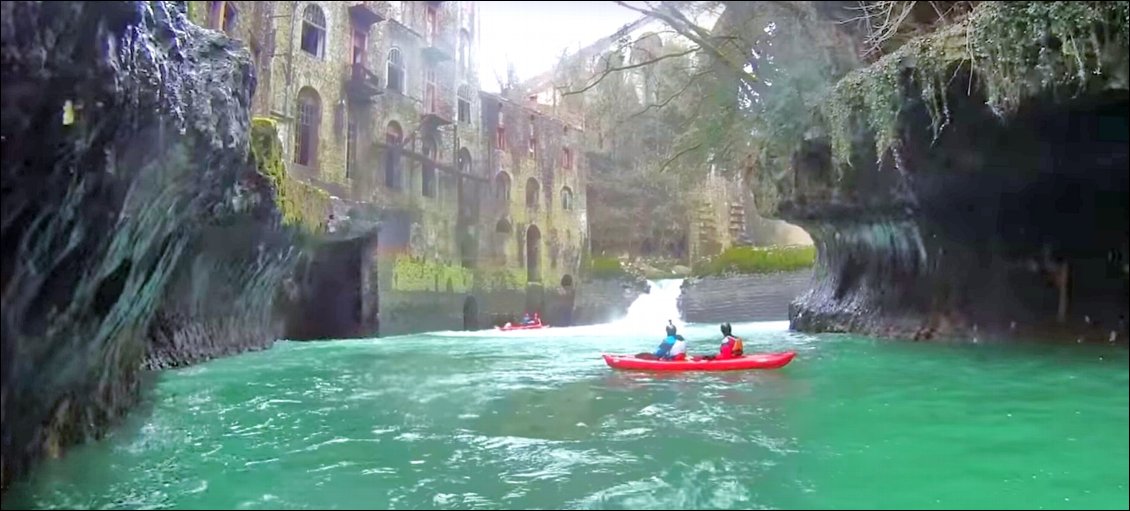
3, 319, 1127, 510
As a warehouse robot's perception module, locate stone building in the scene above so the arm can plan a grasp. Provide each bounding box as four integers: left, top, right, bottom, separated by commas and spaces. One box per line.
189, 1, 589, 334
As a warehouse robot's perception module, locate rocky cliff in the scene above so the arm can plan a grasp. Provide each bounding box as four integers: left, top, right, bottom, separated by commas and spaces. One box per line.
0, 1, 316, 489
679, 271, 813, 324
744, 2, 1129, 341
573, 277, 649, 325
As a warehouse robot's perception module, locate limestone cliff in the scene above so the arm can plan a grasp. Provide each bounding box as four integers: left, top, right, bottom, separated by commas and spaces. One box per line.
744, 2, 1129, 341
0, 1, 317, 489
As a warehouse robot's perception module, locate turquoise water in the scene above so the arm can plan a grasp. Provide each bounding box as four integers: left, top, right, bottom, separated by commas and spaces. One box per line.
3, 321, 1127, 510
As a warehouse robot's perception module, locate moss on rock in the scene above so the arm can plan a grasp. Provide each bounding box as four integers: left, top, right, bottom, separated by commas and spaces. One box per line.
691, 245, 816, 277
250, 118, 330, 233
812, 1, 1129, 171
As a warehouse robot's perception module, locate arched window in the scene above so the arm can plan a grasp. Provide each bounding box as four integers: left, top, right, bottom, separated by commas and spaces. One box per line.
560, 186, 574, 210
300, 4, 326, 58
494, 172, 511, 201
294, 87, 321, 167
384, 121, 403, 190
525, 177, 540, 208
495, 217, 512, 234
387, 48, 405, 93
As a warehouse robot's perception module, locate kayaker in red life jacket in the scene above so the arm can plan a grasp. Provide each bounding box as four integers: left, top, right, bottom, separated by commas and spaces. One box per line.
717, 322, 744, 359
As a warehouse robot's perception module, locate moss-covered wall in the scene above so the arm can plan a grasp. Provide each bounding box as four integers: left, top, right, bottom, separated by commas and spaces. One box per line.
189, 2, 588, 333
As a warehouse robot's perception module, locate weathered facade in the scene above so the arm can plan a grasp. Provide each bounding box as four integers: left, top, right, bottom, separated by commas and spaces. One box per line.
189, 1, 589, 334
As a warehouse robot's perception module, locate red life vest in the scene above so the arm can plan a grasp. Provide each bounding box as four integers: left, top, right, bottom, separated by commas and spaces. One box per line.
719, 335, 744, 359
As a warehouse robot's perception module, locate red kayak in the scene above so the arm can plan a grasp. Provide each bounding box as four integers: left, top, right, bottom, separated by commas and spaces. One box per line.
497, 321, 549, 331
602, 351, 796, 372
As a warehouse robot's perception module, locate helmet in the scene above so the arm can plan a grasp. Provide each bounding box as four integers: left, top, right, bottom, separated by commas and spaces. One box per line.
720, 322, 732, 336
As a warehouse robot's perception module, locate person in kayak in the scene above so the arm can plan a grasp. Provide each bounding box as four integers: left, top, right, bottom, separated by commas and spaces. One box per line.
521, 312, 534, 325
653, 321, 687, 360
715, 322, 744, 359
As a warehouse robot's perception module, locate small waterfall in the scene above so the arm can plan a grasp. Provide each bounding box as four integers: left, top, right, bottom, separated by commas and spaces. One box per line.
620, 278, 685, 329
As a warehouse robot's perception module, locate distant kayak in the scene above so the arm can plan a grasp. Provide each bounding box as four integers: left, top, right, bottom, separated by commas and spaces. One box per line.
497, 322, 548, 331
602, 352, 796, 371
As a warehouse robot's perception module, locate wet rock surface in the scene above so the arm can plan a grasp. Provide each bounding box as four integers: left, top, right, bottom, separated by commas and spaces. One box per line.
781, 81, 1129, 342
0, 1, 298, 488
572, 277, 649, 325
679, 271, 813, 323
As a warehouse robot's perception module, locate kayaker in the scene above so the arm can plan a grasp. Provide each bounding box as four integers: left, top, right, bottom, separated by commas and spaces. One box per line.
654, 321, 686, 360
716, 322, 744, 359
522, 312, 534, 325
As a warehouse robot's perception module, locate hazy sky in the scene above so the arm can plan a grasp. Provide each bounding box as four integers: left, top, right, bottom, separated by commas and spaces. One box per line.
477, 1, 641, 92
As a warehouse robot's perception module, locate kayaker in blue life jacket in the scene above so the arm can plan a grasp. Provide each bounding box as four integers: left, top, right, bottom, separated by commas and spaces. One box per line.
654, 321, 687, 360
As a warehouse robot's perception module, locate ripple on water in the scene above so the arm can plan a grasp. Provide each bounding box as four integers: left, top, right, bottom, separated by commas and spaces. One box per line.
3, 323, 1127, 510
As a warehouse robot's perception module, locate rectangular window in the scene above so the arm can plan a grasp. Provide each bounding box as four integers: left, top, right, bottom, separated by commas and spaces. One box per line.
426, 6, 438, 44
496, 126, 506, 150
425, 66, 437, 112
562, 148, 573, 170
296, 102, 317, 166
346, 118, 358, 177
351, 28, 367, 65
208, 1, 223, 29
422, 166, 436, 198
528, 116, 536, 155
221, 3, 238, 34
458, 98, 470, 123
301, 22, 325, 57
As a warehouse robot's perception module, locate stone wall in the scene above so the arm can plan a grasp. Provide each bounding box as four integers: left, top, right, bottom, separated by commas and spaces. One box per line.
678, 271, 813, 324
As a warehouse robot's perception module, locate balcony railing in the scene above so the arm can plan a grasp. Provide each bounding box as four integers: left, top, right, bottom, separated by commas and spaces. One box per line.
422, 94, 454, 126
347, 63, 382, 103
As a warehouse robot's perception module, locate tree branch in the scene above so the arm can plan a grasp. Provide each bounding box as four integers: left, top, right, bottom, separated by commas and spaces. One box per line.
612, 1, 760, 96
658, 142, 703, 174
559, 46, 701, 97
620, 69, 712, 124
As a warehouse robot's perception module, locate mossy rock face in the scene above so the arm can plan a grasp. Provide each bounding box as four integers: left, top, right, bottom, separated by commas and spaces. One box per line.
751, 1, 1129, 215
250, 118, 330, 233
820, 1, 1128, 168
